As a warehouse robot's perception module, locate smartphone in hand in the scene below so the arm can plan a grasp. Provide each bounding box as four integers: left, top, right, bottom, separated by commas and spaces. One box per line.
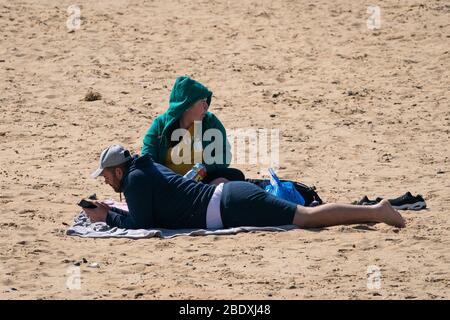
77, 199, 97, 209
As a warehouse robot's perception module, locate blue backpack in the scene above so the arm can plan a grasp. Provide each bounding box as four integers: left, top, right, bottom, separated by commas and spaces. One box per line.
264, 168, 306, 206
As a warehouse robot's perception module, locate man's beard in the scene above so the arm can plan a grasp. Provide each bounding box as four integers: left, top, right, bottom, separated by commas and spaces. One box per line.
110, 176, 121, 193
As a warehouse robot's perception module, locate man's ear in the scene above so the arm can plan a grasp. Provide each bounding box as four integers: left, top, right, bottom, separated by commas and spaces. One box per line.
115, 167, 124, 180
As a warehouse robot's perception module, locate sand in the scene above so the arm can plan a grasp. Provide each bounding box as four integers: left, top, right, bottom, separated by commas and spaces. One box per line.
0, 0, 449, 299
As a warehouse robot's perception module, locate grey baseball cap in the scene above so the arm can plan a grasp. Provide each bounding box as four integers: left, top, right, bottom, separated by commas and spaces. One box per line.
91, 145, 132, 178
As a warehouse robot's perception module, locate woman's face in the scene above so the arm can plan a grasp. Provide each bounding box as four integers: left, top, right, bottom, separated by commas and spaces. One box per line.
181, 98, 209, 125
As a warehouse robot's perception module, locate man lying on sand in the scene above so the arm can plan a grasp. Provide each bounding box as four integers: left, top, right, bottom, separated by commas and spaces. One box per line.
83, 145, 406, 230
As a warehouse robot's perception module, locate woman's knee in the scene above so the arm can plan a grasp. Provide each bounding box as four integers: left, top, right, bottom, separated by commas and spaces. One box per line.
223, 167, 245, 181
204, 167, 245, 183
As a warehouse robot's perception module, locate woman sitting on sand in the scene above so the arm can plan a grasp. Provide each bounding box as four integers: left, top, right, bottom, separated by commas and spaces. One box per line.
141, 76, 245, 185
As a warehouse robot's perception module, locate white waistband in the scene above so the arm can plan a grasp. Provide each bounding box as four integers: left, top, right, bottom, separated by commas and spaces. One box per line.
206, 183, 224, 229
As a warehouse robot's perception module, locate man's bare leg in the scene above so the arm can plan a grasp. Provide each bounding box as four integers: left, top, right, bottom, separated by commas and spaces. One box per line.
293, 199, 405, 228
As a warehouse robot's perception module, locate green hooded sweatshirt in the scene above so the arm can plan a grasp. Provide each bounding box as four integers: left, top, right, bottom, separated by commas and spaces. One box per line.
141, 76, 231, 173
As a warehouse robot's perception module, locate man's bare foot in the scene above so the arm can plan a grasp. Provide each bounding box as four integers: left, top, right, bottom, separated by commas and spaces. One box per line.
377, 199, 406, 228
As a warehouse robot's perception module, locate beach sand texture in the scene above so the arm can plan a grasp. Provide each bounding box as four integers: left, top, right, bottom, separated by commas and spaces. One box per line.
0, 0, 449, 299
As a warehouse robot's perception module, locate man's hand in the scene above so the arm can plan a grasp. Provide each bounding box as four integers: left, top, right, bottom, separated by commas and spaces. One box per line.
83, 201, 110, 223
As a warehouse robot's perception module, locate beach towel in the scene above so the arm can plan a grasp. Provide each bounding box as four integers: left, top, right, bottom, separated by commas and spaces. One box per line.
66, 199, 297, 239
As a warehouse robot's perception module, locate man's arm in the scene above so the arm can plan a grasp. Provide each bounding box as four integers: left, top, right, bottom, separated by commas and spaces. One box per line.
107, 172, 154, 229
83, 202, 137, 228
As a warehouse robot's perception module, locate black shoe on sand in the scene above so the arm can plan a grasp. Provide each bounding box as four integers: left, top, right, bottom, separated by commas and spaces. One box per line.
354, 193, 426, 210
354, 195, 379, 206
389, 192, 426, 210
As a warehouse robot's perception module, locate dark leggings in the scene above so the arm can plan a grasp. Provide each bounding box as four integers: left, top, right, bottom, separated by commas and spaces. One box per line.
219, 181, 297, 228
202, 167, 245, 184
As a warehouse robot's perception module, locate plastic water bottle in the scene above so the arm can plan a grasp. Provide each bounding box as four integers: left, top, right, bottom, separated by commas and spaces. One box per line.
183, 163, 207, 182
